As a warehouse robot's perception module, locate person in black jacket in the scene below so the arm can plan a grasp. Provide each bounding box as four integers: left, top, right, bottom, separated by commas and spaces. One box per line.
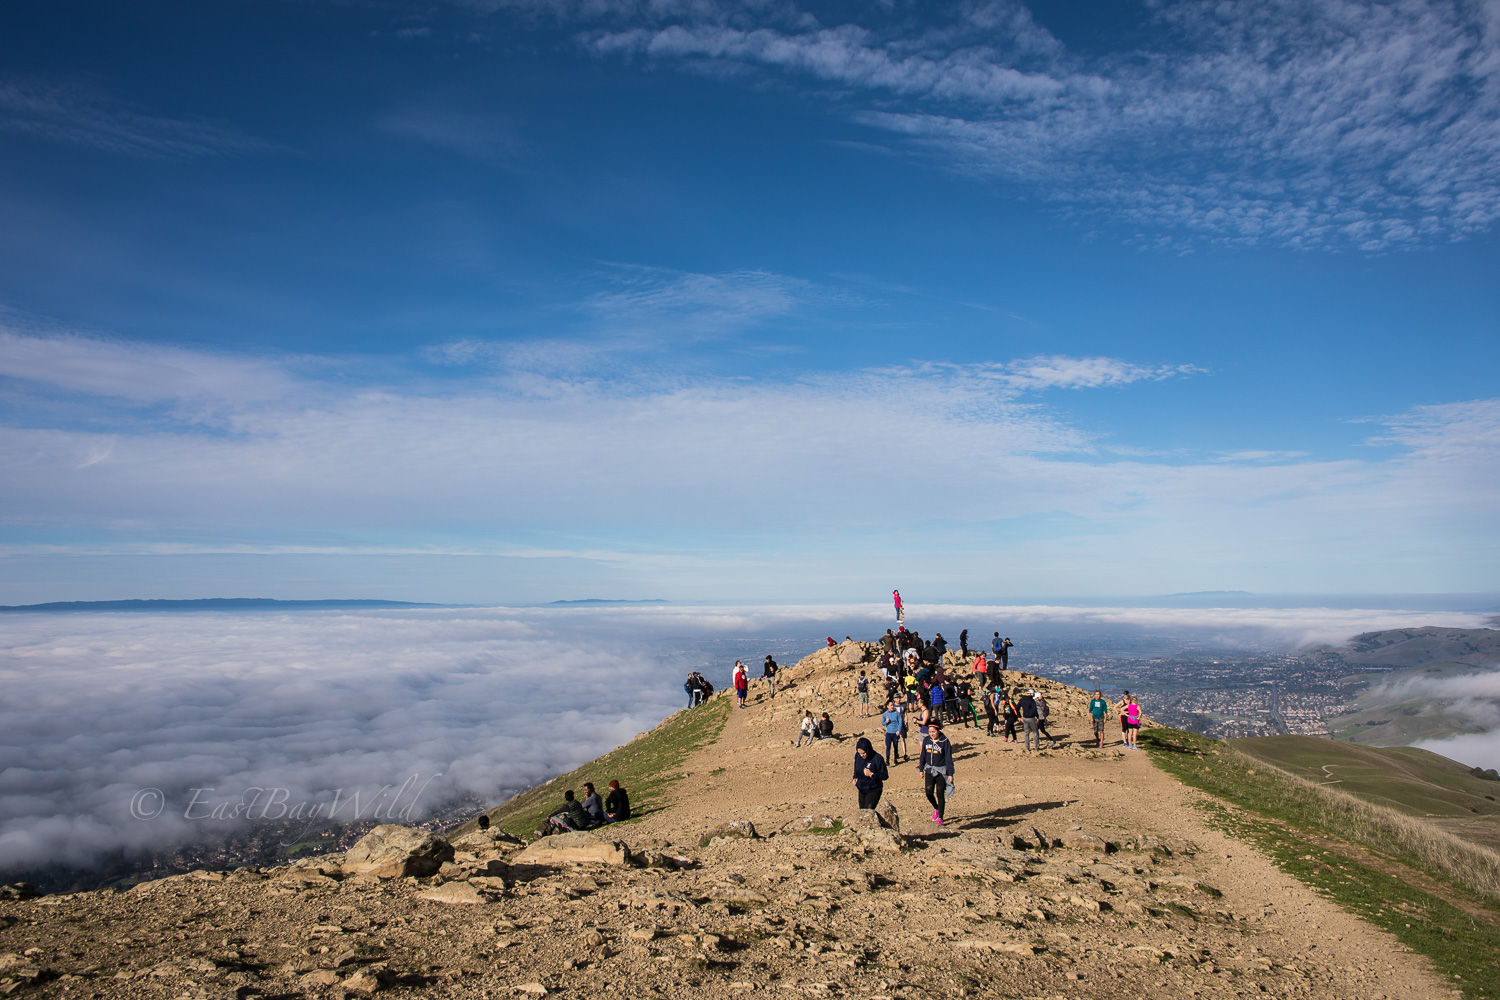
917, 719, 955, 825
852, 736, 889, 810
604, 780, 630, 822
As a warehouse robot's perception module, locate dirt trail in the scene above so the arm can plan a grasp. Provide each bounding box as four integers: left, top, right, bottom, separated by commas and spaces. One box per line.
622, 647, 1460, 1000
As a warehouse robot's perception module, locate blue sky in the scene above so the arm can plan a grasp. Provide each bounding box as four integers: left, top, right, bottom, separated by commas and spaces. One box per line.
0, 0, 1496, 604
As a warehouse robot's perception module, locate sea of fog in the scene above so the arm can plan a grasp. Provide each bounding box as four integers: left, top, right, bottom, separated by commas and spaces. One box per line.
1, 601, 1493, 875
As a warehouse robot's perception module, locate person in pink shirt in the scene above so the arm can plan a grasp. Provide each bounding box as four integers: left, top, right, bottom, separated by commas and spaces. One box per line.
1124, 695, 1141, 748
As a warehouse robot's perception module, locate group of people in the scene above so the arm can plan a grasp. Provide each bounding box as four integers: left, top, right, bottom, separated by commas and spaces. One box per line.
683, 671, 716, 707
545, 779, 632, 834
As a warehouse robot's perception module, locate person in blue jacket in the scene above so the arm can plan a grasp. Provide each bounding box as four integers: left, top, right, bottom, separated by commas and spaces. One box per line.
880, 699, 905, 763
852, 737, 889, 810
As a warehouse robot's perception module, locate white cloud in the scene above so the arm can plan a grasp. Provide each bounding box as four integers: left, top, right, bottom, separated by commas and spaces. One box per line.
0, 77, 276, 160
3, 600, 1484, 872
0, 332, 1495, 595
581, 0, 1500, 248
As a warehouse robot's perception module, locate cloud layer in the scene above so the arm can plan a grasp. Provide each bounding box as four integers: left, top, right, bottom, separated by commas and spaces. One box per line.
579, 0, 1500, 249
3, 601, 1485, 872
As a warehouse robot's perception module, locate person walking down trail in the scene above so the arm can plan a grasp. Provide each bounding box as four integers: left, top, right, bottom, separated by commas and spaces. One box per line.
1089, 690, 1109, 748
855, 671, 872, 717
795, 710, 818, 747
733, 661, 749, 709
917, 719, 955, 826
763, 655, 779, 698
982, 683, 1000, 736
1002, 691, 1019, 743
1036, 692, 1057, 748
1118, 691, 1132, 747
853, 737, 889, 810
881, 700, 905, 763
1124, 695, 1142, 749
1018, 689, 1041, 751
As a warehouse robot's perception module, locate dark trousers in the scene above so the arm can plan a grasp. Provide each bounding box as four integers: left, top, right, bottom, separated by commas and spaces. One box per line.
923, 771, 947, 819
1004, 717, 1017, 739
858, 787, 883, 810
885, 732, 900, 761
984, 708, 998, 736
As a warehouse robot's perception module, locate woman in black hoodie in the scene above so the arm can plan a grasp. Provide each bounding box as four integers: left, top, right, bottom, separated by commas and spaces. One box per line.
852, 737, 889, 810
917, 719, 955, 825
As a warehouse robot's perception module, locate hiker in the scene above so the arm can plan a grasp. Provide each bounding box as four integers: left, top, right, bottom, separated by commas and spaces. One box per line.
927, 676, 946, 726
1118, 690, 1132, 746
1000, 636, 1013, 668
892, 589, 903, 624
982, 682, 1000, 736
733, 661, 748, 709
1018, 689, 1041, 751
548, 789, 591, 833
819, 712, 835, 739
855, 670, 872, 717
795, 710, 817, 747
931, 632, 947, 656
971, 652, 988, 681
956, 677, 978, 729
1089, 690, 1109, 748
763, 655, 779, 698
1036, 691, 1057, 748
1001, 689, 1019, 742
827, 636, 836, 647
959, 628, 969, 657
881, 699, 904, 763
1124, 695, 1142, 749
941, 676, 961, 725
684, 673, 700, 708
917, 718, 955, 826
853, 737, 889, 810
582, 782, 604, 825
604, 780, 630, 822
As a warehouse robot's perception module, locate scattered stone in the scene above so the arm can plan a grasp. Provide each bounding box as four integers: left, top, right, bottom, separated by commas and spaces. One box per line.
418, 880, 489, 904
342, 825, 455, 879
342, 962, 392, 993
779, 814, 839, 835
514, 831, 630, 866
700, 820, 758, 846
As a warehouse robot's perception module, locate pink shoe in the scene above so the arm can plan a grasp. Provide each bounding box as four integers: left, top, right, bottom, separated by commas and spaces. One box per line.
932, 809, 940, 823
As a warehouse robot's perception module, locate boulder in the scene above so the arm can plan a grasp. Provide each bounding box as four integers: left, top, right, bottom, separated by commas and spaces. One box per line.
513, 831, 630, 866
778, 814, 839, 835
699, 819, 758, 847
450, 828, 524, 852
854, 825, 906, 852
417, 880, 489, 904
342, 826, 454, 879
839, 645, 865, 665
1058, 831, 1112, 853
876, 801, 901, 833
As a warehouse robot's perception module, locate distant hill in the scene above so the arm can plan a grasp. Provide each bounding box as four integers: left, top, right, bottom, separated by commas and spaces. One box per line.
544, 599, 669, 605
1230, 734, 1500, 852
0, 598, 445, 613
1326, 626, 1500, 670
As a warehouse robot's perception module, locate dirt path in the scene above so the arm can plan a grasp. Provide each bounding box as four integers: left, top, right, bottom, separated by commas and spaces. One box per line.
625, 672, 1460, 1000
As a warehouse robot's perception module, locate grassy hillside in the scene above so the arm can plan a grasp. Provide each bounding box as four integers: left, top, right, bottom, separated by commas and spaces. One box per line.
1335, 626, 1500, 670
458, 695, 730, 840
1145, 726, 1500, 1000
1231, 735, 1500, 818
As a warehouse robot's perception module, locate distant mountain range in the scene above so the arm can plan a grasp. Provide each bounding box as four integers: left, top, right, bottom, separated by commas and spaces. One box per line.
0, 598, 445, 613
544, 599, 669, 605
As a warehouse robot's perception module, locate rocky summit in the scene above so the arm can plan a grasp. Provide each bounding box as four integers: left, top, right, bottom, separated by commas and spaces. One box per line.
0, 639, 1461, 999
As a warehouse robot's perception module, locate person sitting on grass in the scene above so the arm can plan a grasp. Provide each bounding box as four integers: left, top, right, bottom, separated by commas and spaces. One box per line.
582, 782, 604, 825
604, 780, 630, 822
547, 789, 592, 833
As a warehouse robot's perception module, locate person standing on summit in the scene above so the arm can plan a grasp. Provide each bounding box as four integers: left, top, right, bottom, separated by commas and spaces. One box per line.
892, 589, 904, 625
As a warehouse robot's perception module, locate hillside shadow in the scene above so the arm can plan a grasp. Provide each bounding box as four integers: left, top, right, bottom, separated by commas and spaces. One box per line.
960, 799, 1070, 830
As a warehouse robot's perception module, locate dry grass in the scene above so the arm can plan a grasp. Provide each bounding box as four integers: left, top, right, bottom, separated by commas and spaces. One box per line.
1222, 743, 1500, 904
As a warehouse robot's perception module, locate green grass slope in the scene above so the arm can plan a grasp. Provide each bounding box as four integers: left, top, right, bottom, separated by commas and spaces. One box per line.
1230, 735, 1500, 820
1145, 727, 1500, 1000
456, 695, 730, 840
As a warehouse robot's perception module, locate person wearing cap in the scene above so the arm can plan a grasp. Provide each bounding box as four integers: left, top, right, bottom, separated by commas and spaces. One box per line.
917, 718, 955, 825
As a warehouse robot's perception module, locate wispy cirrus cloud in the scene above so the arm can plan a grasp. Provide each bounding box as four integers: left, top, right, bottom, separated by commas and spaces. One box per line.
0, 77, 276, 160
578, 0, 1500, 249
